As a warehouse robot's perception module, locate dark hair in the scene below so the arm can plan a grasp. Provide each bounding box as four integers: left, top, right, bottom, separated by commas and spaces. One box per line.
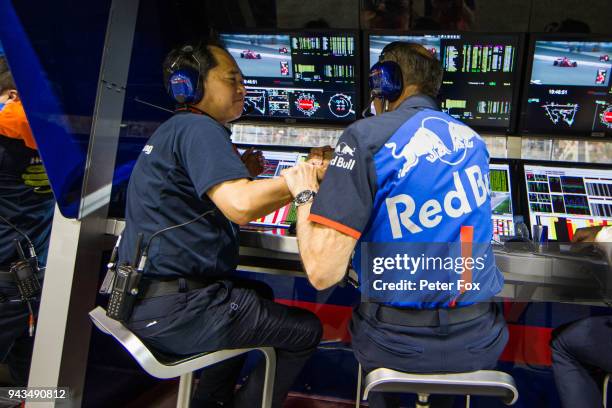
0, 57, 16, 94
162, 41, 225, 91
380, 41, 443, 98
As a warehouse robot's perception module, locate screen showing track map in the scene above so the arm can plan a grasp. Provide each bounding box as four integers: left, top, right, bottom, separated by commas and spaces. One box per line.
522, 39, 612, 136
221, 32, 359, 123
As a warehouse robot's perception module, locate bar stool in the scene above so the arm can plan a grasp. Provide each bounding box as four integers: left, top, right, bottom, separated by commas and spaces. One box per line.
89, 306, 276, 408
357, 365, 518, 408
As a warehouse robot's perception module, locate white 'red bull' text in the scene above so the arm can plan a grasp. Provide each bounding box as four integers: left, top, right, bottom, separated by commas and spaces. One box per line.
386, 164, 490, 238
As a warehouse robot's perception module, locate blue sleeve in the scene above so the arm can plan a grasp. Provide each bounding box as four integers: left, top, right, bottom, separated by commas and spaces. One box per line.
309, 126, 375, 239
176, 117, 250, 198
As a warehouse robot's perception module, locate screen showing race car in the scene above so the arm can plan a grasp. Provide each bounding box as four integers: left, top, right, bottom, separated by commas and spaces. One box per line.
368, 32, 522, 132
220, 31, 359, 123
521, 37, 612, 136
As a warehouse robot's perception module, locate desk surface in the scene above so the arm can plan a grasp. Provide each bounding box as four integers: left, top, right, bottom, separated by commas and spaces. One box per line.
105, 220, 610, 304
238, 229, 611, 304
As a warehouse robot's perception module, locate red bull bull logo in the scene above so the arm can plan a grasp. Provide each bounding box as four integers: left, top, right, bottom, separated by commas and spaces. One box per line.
385, 117, 479, 178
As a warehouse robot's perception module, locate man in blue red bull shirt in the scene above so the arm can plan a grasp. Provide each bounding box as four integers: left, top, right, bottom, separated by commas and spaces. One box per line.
282, 42, 508, 407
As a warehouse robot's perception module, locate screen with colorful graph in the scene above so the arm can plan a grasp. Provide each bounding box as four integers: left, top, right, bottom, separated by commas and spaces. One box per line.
524, 164, 612, 241
246, 149, 308, 230
490, 163, 514, 238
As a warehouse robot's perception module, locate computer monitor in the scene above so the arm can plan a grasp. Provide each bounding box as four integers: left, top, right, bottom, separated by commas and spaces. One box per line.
220, 31, 360, 124
241, 149, 308, 229
489, 163, 515, 238
523, 164, 612, 241
366, 32, 523, 132
521, 35, 612, 136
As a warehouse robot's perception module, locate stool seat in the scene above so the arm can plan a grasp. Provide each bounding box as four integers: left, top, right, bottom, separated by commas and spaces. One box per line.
89, 306, 276, 407
363, 368, 518, 405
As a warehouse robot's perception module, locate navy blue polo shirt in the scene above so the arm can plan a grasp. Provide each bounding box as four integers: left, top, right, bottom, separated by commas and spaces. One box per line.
0, 140, 54, 269
310, 94, 503, 308
118, 113, 251, 279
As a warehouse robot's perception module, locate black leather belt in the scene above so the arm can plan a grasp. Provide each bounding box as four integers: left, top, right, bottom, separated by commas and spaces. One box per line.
138, 277, 211, 299
359, 302, 491, 327
0, 270, 44, 283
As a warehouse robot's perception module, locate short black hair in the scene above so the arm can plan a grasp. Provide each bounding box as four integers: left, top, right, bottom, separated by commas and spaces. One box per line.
380, 42, 443, 98
162, 40, 226, 91
0, 57, 16, 94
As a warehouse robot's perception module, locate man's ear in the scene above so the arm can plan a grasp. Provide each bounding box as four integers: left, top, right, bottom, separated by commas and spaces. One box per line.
7, 89, 18, 101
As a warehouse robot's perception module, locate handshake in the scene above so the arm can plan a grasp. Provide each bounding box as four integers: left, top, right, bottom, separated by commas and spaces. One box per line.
281, 146, 334, 198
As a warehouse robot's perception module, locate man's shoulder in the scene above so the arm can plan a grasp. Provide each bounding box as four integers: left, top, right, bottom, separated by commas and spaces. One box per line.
343, 107, 430, 152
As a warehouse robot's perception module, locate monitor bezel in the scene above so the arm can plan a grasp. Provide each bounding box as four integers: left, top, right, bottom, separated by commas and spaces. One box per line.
518, 32, 612, 138
518, 158, 612, 237
363, 29, 525, 135
219, 28, 362, 126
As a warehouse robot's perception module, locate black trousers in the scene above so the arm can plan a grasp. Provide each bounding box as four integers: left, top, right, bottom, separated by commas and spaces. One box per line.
127, 278, 322, 408
352, 303, 508, 408
551, 315, 612, 408
0, 282, 36, 386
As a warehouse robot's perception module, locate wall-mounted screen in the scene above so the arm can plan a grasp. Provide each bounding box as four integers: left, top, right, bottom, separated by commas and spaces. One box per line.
367, 32, 522, 132
221, 31, 360, 124
521, 36, 612, 136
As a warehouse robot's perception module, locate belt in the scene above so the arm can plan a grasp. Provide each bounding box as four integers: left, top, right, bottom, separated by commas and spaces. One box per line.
359, 302, 491, 327
138, 277, 211, 299
0, 270, 44, 282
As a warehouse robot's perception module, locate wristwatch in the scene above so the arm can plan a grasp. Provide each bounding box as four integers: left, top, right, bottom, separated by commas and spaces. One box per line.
294, 189, 317, 206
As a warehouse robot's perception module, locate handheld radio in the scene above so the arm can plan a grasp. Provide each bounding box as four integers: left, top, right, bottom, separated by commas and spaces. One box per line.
10, 239, 41, 300
106, 233, 144, 322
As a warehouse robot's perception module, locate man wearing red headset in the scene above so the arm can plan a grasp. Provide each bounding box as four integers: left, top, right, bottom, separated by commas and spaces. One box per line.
282, 42, 508, 407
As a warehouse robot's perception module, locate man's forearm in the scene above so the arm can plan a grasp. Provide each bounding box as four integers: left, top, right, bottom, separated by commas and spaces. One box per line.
296, 203, 351, 290
241, 177, 293, 222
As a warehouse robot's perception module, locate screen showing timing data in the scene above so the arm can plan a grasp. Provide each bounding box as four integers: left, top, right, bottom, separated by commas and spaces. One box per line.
221, 32, 359, 123
522, 39, 612, 136
490, 163, 514, 239
368, 33, 520, 131
524, 164, 612, 241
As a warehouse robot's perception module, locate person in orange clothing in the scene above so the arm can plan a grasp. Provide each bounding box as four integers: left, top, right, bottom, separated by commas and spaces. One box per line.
0, 57, 54, 387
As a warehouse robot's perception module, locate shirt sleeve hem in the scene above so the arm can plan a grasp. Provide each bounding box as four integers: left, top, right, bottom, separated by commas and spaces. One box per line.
308, 214, 361, 240
199, 172, 250, 197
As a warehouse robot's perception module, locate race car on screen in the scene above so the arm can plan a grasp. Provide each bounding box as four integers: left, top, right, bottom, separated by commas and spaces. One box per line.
240, 50, 262, 59
600, 54, 610, 62
553, 57, 578, 67
279, 47, 289, 54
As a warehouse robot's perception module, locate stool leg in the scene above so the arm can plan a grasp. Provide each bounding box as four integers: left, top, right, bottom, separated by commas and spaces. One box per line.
260, 348, 277, 408
416, 393, 430, 408
176, 372, 193, 408
355, 363, 362, 408
604, 374, 610, 408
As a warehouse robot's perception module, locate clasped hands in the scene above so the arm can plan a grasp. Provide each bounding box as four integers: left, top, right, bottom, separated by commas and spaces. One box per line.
281, 146, 333, 197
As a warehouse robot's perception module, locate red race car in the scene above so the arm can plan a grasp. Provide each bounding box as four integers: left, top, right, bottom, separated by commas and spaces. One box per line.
279, 47, 289, 54
600, 54, 610, 62
240, 50, 262, 59
553, 57, 578, 67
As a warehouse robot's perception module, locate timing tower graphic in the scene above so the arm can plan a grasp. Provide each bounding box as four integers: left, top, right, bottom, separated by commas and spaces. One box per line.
542, 103, 579, 126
